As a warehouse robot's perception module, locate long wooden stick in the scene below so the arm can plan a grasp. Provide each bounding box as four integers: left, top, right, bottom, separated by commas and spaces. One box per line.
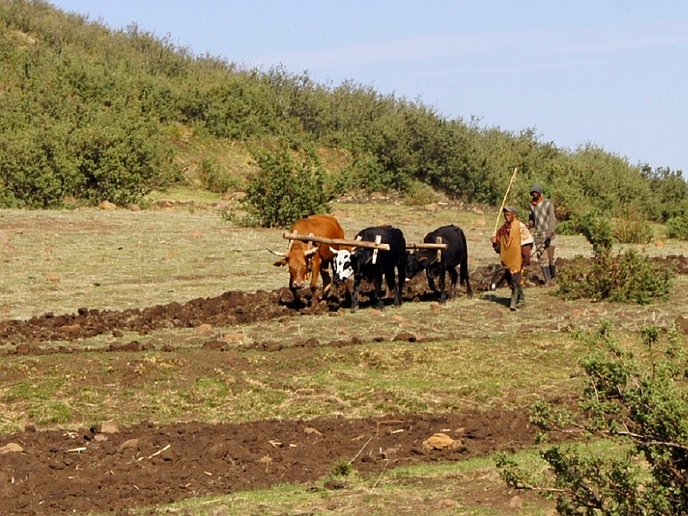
282, 232, 390, 251
405, 243, 447, 250
493, 167, 518, 236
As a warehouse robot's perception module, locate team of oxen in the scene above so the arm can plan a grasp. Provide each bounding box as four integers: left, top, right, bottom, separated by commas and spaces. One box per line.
269, 214, 472, 312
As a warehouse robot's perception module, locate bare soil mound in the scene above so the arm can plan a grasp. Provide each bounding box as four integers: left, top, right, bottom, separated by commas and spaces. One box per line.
0, 408, 545, 515
1, 255, 686, 349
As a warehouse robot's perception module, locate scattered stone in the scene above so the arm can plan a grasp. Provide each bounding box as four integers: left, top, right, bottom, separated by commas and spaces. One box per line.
392, 332, 416, 342
0, 443, 23, 454
195, 323, 214, 335
109, 340, 143, 352
160, 447, 175, 461
222, 332, 244, 343
118, 439, 139, 452
422, 433, 463, 451
202, 340, 226, 351
101, 421, 119, 434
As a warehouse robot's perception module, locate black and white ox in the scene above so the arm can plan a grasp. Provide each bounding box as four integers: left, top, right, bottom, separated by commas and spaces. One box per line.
406, 224, 473, 303
332, 225, 406, 312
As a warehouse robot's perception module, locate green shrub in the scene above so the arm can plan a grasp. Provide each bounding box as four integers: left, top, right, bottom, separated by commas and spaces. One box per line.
403, 181, 439, 206
498, 323, 688, 515
4, 1, 688, 215
557, 211, 672, 304
555, 219, 580, 236
578, 209, 614, 254
243, 145, 332, 228
666, 215, 688, 240
612, 206, 654, 244
197, 158, 242, 193
557, 249, 672, 305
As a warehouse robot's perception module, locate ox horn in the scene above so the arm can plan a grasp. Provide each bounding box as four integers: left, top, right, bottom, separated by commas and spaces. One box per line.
267, 248, 286, 257
304, 247, 318, 257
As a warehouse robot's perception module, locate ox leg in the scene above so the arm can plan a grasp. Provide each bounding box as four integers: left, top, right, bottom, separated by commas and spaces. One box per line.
446, 267, 459, 301
320, 267, 332, 299
435, 266, 447, 303
393, 266, 404, 307
290, 285, 303, 307
351, 277, 362, 312
371, 275, 384, 310
463, 266, 473, 298
309, 257, 322, 308
309, 275, 320, 308
426, 272, 438, 294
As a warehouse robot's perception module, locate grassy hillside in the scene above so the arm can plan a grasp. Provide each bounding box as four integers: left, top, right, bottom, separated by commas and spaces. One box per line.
1, 0, 687, 228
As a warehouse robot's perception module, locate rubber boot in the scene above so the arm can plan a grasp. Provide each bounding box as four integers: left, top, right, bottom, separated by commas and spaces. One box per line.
517, 286, 525, 308
540, 266, 552, 286
509, 288, 518, 311
549, 264, 557, 278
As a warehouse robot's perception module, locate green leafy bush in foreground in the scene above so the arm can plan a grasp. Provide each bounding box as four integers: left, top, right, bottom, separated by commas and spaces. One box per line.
497, 322, 688, 515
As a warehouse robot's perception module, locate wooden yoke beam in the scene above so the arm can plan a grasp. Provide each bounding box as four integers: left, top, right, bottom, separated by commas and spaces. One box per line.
282, 232, 391, 251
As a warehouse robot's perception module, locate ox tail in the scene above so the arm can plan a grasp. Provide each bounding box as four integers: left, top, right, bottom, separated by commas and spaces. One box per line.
460, 233, 470, 287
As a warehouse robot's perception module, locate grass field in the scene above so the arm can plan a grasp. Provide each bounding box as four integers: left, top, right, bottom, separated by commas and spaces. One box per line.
0, 199, 686, 515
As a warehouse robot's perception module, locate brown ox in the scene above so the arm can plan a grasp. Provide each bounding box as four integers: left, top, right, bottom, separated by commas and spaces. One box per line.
269, 214, 345, 307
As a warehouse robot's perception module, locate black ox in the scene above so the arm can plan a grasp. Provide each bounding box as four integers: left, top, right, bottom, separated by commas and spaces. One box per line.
332, 225, 406, 312
406, 224, 473, 302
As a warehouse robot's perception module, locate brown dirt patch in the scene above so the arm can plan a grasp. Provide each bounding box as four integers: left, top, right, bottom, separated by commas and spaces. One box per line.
2, 255, 686, 348
0, 409, 545, 515
0, 255, 685, 514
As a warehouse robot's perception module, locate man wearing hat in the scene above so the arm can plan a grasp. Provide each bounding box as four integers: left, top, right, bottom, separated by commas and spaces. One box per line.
528, 184, 557, 285
491, 206, 525, 311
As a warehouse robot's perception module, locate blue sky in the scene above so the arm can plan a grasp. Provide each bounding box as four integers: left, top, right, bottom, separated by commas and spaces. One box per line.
48, 1, 688, 174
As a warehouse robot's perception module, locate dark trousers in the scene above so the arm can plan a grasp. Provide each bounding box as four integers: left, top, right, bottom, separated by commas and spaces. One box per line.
506, 270, 522, 290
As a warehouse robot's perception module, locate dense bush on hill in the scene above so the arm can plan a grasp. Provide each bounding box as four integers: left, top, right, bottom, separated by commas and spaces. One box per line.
1, 0, 687, 226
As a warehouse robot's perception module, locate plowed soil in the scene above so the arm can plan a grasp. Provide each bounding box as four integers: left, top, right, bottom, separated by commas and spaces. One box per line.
1, 255, 687, 515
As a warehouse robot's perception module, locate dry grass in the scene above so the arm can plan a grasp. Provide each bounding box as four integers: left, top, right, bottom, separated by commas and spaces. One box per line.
1, 201, 687, 516
1, 202, 686, 431
0, 201, 611, 318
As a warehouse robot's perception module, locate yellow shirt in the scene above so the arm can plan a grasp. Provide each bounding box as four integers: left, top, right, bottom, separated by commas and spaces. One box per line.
496, 219, 522, 273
